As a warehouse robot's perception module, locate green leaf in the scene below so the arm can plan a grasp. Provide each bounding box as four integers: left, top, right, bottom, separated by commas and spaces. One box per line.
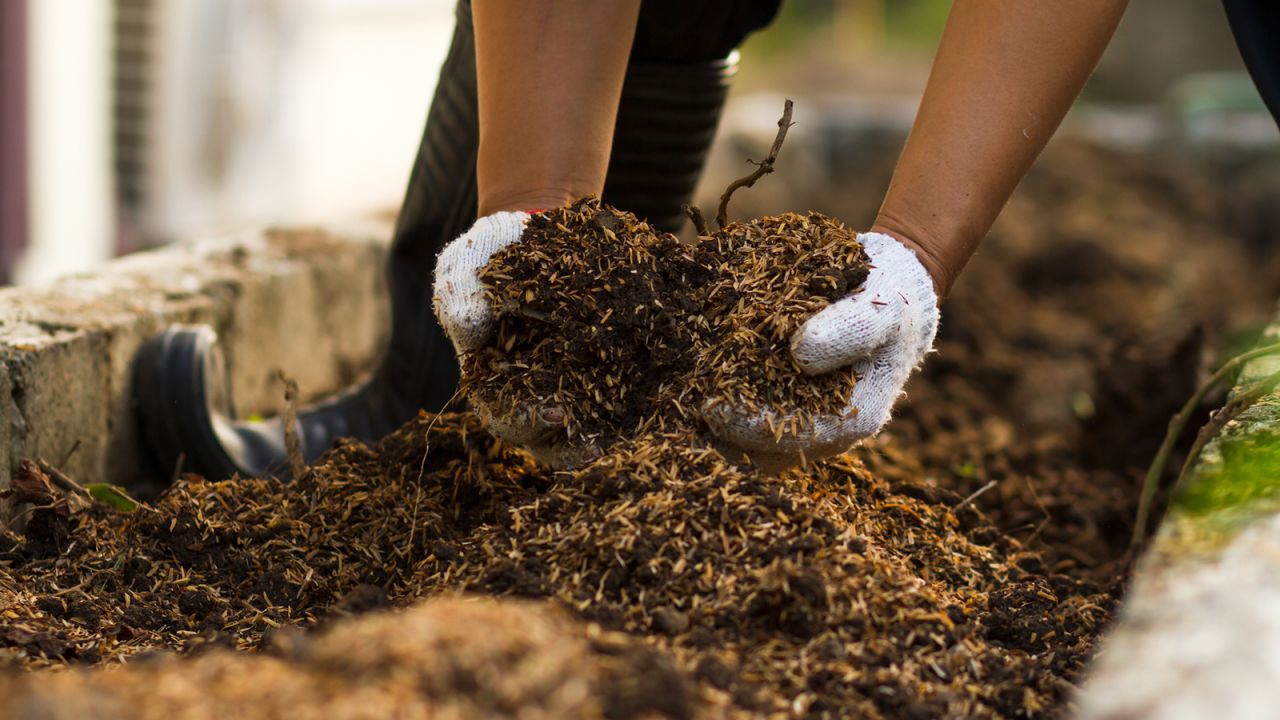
84, 483, 140, 512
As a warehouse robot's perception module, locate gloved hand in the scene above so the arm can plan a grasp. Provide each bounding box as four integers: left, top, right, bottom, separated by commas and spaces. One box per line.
702, 231, 939, 470
433, 211, 530, 354
433, 211, 582, 466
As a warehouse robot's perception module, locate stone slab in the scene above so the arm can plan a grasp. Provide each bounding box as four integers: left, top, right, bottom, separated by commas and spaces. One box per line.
1077, 302, 1280, 718
0, 218, 391, 503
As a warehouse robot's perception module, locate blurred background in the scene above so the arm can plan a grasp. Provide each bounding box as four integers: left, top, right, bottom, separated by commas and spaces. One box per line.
0, 0, 1273, 285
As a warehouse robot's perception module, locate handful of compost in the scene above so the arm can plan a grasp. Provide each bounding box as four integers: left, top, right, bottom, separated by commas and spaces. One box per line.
433, 197, 938, 470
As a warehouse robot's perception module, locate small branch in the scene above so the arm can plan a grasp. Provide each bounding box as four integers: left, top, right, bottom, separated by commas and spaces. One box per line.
1131, 343, 1280, 551
36, 459, 90, 498
716, 99, 795, 230
1023, 475, 1053, 544
278, 370, 305, 480
954, 480, 997, 512
170, 452, 186, 485
4, 503, 56, 532
1176, 374, 1280, 487
683, 204, 709, 236
26, 459, 91, 515
406, 386, 462, 559
57, 440, 82, 470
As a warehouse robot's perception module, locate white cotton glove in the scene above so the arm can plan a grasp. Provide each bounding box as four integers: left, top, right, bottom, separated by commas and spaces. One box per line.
433, 211, 530, 354
702, 231, 939, 469
433, 211, 583, 465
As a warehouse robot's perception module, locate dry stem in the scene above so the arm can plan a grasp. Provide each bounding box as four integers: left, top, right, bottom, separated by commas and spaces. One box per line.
954, 480, 997, 512
683, 204, 709, 236
35, 459, 90, 499
716, 99, 795, 229
1131, 343, 1280, 551
278, 370, 305, 480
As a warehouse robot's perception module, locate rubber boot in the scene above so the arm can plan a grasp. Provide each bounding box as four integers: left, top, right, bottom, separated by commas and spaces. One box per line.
133, 6, 737, 481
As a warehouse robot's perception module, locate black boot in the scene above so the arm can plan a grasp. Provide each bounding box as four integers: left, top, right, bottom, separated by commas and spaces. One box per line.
133, 1, 762, 481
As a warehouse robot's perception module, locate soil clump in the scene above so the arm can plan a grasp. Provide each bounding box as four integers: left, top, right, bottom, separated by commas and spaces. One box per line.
465, 197, 869, 453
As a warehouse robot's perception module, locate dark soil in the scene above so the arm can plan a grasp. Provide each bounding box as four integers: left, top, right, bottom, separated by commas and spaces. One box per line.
0, 139, 1277, 718
466, 197, 869, 453
0, 416, 1110, 718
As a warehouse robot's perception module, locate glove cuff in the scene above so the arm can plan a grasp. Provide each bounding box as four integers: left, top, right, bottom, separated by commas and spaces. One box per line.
472, 210, 531, 239
857, 232, 938, 307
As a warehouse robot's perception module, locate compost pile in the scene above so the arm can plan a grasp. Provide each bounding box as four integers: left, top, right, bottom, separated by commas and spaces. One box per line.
465, 196, 869, 452
1, 138, 1277, 719
0, 414, 1107, 718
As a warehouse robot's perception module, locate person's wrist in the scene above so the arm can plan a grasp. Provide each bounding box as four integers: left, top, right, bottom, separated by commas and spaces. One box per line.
477, 187, 584, 218
868, 222, 950, 301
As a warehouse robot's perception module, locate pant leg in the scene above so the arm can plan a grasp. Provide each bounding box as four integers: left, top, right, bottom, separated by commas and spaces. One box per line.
631, 0, 782, 64
381, 0, 481, 412
1225, 0, 1280, 127
605, 1, 783, 231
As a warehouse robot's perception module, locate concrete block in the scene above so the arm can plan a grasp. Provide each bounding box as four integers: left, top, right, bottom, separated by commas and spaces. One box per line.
0, 220, 392, 513
1079, 512, 1280, 720
1077, 302, 1280, 718
0, 323, 112, 488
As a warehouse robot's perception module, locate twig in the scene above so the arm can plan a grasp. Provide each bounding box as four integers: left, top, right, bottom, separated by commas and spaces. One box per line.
57, 440, 82, 470
683, 204, 710, 236
954, 480, 997, 512
1023, 475, 1052, 544
1131, 343, 1280, 551
1130, 367, 1280, 558
716, 99, 795, 229
278, 370, 305, 481
1176, 374, 1280, 486
170, 452, 186, 486
406, 385, 462, 560
4, 502, 57, 531
1002, 521, 1040, 536
35, 459, 90, 498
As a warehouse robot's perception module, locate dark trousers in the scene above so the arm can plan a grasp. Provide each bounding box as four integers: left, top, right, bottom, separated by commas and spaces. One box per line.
1226, 0, 1280, 125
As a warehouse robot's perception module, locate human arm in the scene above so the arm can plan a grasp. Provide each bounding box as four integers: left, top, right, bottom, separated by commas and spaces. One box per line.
874, 0, 1130, 297
473, 1, 641, 216
437, 0, 641, 352
707, 1, 1130, 468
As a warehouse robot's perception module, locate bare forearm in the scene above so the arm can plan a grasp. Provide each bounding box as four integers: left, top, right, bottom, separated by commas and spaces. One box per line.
873, 0, 1128, 296
473, 2, 641, 216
